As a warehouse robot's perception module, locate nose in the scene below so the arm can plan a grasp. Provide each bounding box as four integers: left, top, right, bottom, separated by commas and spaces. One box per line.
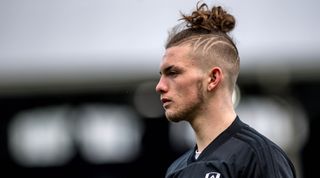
155, 76, 167, 94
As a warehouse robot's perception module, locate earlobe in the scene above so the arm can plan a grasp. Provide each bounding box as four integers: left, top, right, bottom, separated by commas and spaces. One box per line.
207, 67, 221, 91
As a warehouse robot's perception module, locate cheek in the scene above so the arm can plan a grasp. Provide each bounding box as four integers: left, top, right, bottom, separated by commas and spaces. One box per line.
175, 80, 201, 98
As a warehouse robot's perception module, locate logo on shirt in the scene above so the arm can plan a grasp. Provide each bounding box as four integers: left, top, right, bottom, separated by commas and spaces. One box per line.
205, 172, 221, 178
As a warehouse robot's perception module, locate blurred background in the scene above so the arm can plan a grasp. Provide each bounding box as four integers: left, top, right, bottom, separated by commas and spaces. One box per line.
0, 0, 319, 177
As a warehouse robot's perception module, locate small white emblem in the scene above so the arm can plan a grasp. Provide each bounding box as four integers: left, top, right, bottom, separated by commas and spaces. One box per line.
205, 172, 221, 178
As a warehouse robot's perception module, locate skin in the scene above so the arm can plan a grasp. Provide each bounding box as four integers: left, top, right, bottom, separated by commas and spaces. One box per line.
156, 45, 237, 152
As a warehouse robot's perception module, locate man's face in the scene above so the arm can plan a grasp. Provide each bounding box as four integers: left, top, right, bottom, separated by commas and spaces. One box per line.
156, 45, 206, 122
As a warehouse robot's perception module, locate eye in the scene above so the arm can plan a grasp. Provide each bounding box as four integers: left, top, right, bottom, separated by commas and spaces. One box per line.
161, 66, 182, 77
168, 70, 179, 77
168, 70, 177, 75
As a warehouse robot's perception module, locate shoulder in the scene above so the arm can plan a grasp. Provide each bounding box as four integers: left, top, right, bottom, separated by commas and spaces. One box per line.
231, 118, 297, 177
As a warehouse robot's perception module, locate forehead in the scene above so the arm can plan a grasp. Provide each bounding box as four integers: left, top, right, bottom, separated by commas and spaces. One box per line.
160, 46, 194, 68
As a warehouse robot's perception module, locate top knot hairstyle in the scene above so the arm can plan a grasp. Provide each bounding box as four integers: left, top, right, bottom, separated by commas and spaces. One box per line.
165, 1, 240, 92
166, 1, 237, 51
182, 2, 235, 33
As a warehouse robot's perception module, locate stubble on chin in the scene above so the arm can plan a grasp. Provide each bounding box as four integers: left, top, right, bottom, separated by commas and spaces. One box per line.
165, 110, 183, 122
164, 102, 198, 123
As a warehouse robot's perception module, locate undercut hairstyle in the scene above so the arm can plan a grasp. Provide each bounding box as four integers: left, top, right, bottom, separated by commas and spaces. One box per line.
165, 2, 240, 92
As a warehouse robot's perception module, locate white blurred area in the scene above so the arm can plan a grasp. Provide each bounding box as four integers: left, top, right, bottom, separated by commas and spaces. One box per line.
8, 106, 74, 167
74, 104, 144, 164
8, 104, 144, 166
236, 97, 309, 153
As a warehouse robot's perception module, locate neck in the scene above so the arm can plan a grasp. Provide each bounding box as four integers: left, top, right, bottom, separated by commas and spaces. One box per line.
190, 98, 236, 152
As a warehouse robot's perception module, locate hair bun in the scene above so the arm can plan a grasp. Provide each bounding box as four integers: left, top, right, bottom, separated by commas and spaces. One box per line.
181, 2, 235, 33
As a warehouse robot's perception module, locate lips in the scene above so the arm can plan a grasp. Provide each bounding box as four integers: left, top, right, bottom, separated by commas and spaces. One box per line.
161, 98, 171, 108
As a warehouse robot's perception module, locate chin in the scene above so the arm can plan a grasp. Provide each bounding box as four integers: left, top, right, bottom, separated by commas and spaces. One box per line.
165, 112, 184, 123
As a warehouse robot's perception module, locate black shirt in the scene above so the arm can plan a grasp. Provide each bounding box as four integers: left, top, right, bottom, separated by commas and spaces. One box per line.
165, 116, 296, 178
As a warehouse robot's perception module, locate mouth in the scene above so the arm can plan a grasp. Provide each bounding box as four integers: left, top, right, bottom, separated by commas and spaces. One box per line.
161, 98, 171, 108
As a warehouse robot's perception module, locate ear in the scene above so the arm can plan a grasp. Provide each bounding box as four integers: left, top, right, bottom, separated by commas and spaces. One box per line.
207, 67, 222, 91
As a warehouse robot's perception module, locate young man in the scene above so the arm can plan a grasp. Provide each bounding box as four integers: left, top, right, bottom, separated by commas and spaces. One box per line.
155, 2, 296, 178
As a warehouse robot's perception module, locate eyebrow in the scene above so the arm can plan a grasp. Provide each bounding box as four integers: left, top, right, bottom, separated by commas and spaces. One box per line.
159, 65, 175, 75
